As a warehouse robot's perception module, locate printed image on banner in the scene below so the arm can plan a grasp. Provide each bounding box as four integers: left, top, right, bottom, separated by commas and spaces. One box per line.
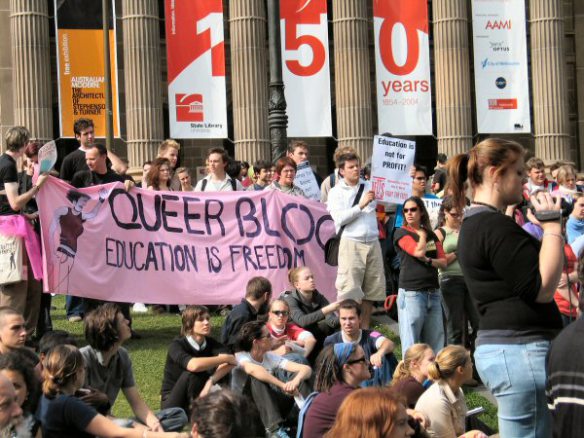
165, 0, 228, 138
472, 0, 531, 133
54, 0, 120, 138
373, 0, 433, 135
36, 177, 337, 305
280, 0, 332, 137
370, 135, 415, 204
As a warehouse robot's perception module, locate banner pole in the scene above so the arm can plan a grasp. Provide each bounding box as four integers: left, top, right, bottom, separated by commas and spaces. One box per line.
103, 0, 114, 150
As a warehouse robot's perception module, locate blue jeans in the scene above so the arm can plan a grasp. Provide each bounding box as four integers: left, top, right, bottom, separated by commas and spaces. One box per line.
475, 342, 552, 438
361, 353, 398, 387
397, 289, 445, 355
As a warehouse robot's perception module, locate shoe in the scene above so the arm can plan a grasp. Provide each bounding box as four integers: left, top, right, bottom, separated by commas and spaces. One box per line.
266, 426, 290, 438
68, 315, 82, 323
132, 303, 148, 313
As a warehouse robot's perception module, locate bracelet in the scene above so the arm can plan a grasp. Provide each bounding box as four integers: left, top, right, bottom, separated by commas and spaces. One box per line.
543, 232, 565, 241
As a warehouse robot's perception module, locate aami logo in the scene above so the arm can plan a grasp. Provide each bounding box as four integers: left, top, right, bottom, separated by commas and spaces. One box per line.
176, 94, 204, 122
495, 77, 507, 89
485, 20, 511, 30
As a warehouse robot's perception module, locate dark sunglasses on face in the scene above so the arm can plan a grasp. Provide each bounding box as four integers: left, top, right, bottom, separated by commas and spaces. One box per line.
403, 207, 418, 213
271, 310, 289, 317
346, 356, 368, 365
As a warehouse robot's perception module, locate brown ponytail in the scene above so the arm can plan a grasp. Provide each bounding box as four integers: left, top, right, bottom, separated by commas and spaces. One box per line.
391, 343, 431, 384
42, 345, 84, 399
427, 345, 468, 381
446, 138, 525, 210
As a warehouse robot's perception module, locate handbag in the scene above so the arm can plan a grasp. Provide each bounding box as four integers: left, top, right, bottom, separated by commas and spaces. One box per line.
324, 184, 365, 266
0, 232, 24, 285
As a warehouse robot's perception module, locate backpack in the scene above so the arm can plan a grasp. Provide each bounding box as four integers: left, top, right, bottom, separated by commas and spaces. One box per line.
201, 177, 236, 191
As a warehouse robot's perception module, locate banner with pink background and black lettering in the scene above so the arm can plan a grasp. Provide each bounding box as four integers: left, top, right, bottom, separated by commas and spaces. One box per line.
36, 178, 337, 304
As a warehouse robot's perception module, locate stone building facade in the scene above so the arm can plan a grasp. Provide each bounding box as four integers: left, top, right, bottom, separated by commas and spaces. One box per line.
0, 0, 583, 176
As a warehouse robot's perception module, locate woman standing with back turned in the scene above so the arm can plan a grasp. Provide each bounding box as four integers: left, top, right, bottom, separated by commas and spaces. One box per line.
449, 138, 563, 437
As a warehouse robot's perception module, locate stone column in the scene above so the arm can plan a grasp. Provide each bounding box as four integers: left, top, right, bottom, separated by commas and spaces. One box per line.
122, 0, 164, 171
0, 0, 14, 152
433, 0, 473, 156
332, 0, 373, 160
10, 0, 52, 143
229, 0, 270, 163
575, 0, 584, 169
530, 0, 571, 162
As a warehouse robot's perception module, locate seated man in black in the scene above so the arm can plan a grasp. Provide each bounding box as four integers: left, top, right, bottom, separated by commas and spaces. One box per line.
221, 276, 272, 351
161, 305, 236, 413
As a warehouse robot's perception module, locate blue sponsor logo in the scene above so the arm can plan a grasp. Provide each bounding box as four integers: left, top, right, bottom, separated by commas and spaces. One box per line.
495, 77, 507, 89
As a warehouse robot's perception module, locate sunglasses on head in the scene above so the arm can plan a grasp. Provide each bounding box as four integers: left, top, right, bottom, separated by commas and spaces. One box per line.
271, 310, 289, 317
403, 207, 418, 213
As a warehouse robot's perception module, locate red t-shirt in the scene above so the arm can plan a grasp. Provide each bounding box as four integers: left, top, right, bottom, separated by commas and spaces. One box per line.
266, 322, 307, 341
554, 244, 579, 317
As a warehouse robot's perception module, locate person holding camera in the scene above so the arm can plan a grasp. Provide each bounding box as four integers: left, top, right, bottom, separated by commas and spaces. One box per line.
393, 196, 447, 355
449, 138, 564, 438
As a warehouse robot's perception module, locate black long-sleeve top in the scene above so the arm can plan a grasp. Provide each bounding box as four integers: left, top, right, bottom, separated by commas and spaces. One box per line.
458, 208, 561, 341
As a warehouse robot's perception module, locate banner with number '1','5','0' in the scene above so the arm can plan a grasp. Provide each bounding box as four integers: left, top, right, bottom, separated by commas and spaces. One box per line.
280, 0, 333, 137
373, 0, 433, 136
54, 0, 120, 138
472, 0, 531, 134
36, 178, 337, 305
165, 0, 228, 138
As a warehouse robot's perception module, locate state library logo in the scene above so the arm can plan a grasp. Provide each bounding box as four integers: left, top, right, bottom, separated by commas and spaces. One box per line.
176, 93, 204, 122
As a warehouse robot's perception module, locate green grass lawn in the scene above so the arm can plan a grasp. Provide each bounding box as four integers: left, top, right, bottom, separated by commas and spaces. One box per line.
51, 295, 498, 431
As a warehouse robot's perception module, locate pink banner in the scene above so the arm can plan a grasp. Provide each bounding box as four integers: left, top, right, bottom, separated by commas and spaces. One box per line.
36, 178, 337, 304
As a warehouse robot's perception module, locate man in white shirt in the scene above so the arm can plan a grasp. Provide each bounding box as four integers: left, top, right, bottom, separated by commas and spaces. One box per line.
327, 153, 385, 329
194, 148, 243, 192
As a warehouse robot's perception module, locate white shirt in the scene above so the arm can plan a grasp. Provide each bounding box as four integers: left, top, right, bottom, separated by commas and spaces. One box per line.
194, 174, 243, 192
326, 178, 378, 242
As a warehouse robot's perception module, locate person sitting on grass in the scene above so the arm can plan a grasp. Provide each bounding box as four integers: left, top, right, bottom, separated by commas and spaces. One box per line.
267, 299, 316, 362
323, 299, 397, 387
301, 343, 372, 438
190, 390, 261, 438
39, 344, 189, 438
80, 303, 187, 432
415, 345, 488, 438
391, 343, 435, 408
161, 305, 236, 414
0, 307, 27, 354
221, 276, 272, 351
233, 321, 312, 438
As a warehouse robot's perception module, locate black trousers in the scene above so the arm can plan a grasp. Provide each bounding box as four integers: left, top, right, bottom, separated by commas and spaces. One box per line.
161, 371, 208, 413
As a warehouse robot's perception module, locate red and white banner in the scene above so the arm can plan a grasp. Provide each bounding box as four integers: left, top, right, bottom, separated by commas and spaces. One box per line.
373, 0, 433, 136
36, 178, 337, 304
472, 0, 531, 133
165, 0, 227, 138
280, 0, 332, 137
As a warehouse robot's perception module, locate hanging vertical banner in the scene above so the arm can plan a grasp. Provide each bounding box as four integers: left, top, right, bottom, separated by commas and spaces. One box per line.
472, 0, 531, 133
373, 0, 433, 136
54, 0, 120, 138
280, 0, 332, 137
165, 0, 228, 139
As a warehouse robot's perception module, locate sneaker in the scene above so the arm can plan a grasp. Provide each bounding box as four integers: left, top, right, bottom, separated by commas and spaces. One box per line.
132, 303, 148, 313
266, 426, 290, 438
68, 315, 82, 323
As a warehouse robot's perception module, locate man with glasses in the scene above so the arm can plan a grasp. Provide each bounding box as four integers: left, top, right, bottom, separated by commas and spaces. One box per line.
323, 300, 397, 386
266, 299, 316, 360
233, 320, 312, 438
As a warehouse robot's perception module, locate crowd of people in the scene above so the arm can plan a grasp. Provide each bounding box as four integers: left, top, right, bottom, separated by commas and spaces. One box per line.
1, 119, 584, 437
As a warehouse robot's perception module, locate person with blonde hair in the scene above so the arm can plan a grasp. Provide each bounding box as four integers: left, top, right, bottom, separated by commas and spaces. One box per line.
282, 266, 339, 361
391, 343, 435, 408
157, 139, 181, 191
266, 299, 316, 359
552, 164, 579, 202
415, 346, 486, 438
324, 387, 414, 438
448, 138, 563, 437
38, 344, 188, 438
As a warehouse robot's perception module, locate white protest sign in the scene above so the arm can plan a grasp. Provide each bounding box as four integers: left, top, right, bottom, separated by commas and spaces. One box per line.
38, 141, 58, 173
294, 161, 320, 201
371, 136, 415, 204
422, 197, 443, 229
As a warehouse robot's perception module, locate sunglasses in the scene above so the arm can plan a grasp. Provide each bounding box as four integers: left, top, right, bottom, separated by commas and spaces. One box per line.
271, 310, 289, 317
346, 356, 368, 365
403, 207, 418, 213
